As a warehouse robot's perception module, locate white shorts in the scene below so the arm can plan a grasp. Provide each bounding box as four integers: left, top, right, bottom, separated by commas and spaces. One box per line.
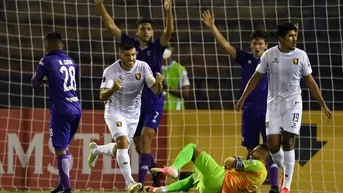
104, 113, 139, 144
266, 95, 303, 135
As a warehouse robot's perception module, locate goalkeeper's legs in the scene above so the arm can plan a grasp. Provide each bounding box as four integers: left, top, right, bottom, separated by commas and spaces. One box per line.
151, 143, 198, 179
144, 174, 195, 193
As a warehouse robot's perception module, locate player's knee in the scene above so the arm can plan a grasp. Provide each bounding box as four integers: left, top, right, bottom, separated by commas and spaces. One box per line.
141, 127, 156, 138
116, 135, 129, 149
54, 149, 67, 156
267, 134, 282, 153
282, 131, 296, 150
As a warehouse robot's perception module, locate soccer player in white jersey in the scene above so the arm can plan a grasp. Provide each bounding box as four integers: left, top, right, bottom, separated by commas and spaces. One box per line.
87, 42, 163, 193
236, 23, 332, 193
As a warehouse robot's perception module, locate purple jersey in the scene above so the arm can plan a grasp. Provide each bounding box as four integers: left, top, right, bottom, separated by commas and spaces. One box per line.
121, 33, 166, 105
236, 49, 268, 110
32, 50, 81, 115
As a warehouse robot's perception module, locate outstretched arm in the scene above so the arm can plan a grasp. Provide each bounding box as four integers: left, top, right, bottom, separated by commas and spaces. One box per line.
160, 0, 174, 46
236, 72, 264, 110
202, 10, 236, 59
95, 0, 122, 40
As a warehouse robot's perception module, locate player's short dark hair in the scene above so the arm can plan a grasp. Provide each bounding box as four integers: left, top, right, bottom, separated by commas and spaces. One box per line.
136, 18, 154, 27
276, 23, 297, 38
44, 32, 62, 44
119, 42, 136, 52
250, 29, 269, 43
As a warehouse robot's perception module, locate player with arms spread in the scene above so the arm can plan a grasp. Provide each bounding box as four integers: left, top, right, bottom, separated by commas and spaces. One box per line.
202, 10, 279, 192
236, 23, 332, 193
94, 0, 174, 187
31, 32, 81, 193
87, 43, 163, 193
143, 143, 269, 193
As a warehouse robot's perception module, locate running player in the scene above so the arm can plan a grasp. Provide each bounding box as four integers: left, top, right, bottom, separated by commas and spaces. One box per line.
87, 43, 163, 193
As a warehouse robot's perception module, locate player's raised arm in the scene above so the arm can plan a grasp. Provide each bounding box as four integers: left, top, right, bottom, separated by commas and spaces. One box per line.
99, 69, 122, 101
31, 58, 47, 89
159, 0, 174, 46
202, 10, 236, 59
302, 56, 332, 119
94, 0, 122, 40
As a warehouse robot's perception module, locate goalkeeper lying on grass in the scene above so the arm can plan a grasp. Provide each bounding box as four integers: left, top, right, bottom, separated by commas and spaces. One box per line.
144, 143, 270, 193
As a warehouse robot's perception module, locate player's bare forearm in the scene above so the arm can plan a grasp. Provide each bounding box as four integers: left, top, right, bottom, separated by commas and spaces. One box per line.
160, 7, 174, 46
95, 2, 122, 40
240, 72, 263, 101
151, 82, 163, 94
304, 74, 328, 109
168, 86, 190, 99
99, 88, 117, 101
209, 25, 236, 59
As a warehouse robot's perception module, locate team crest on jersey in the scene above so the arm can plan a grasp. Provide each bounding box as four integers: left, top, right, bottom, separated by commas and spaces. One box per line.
293, 58, 299, 65
116, 121, 122, 127
135, 73, 141, 80
265, 122, 269, 128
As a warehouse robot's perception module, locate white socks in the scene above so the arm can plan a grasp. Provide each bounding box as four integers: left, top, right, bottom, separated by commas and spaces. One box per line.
283, 150, 295, 190
116, 149, 134, 186
271, 149, 285, 172
93, 143, 116, 156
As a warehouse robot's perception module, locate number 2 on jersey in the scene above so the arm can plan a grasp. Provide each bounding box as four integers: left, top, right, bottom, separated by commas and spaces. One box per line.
60, 65, 76, 92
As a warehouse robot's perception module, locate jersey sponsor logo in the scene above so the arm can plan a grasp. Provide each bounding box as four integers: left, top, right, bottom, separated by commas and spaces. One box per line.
293, 58, 299, 65
265, 122, 269, 128
272, 58, 279, 63
116, 121, 122, 127
135, 73, 141, 80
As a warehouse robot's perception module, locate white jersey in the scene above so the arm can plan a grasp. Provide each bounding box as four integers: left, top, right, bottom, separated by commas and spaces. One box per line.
256, 46, 312, 110
100, 59, 155, 119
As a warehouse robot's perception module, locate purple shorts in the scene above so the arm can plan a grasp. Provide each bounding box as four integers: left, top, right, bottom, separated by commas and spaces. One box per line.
241, 107, 267, 149
50, 113, 81, 150
134, 103, 163, 137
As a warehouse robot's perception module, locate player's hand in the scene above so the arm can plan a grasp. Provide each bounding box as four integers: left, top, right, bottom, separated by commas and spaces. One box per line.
94, 0, 103, 5
156, 73, 164, 84
164, 0, 172, 11
202, 10, 215, 28
323, 106, 332, 120
112, 78, 122, 92
294, 23, 299, 30
235, 98, 244, 111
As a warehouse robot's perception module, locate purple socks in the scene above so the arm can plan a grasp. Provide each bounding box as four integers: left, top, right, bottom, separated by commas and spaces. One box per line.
138, 153, 156, 186
57, 153, 71, 190
267, 157, 279, 187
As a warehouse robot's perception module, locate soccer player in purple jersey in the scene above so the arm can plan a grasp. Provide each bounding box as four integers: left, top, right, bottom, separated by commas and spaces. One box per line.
31, 32, 81, 193
202, 10, 279, 193
94, 0, 174, 188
